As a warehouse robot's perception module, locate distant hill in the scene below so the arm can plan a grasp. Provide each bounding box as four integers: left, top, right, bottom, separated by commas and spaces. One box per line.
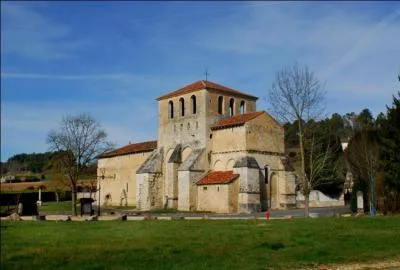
1, 151, 97, 179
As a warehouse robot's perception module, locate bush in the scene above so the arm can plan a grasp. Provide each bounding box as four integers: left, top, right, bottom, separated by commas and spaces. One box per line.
58, 191, 72, 201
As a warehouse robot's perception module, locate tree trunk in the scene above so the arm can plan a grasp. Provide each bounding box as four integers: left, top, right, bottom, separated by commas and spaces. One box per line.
71, 185, 77, 216
304, 193, 310, 218
298, 120, 309, 217
55, 191, 59, 203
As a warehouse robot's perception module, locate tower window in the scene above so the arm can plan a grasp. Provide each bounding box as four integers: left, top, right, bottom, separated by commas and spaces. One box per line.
229, 98, 235, 116
168, 101, 174, 119
191, 95, 196, 114
240, 100, 245, 114
218, 96, 223, 114
264, 166, 270, 184
180, 98, 185, 117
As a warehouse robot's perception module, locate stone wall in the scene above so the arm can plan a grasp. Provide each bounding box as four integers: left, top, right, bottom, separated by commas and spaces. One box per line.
178, 170, 203, 211
158, 90, 208, 153
96, 151, 152, 207
233, 157, 261, 213
209, 150, 295, 210
245, 113, 284, 153
197, 179, 239, 213
212, 126, 247, 154
296, 190, 345, 208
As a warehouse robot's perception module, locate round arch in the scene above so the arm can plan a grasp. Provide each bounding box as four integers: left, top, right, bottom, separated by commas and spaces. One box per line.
213, 160, 224, 170
226, 159, 236, 170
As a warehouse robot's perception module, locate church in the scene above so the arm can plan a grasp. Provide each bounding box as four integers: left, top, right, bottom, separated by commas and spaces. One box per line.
96, 80, 297, 213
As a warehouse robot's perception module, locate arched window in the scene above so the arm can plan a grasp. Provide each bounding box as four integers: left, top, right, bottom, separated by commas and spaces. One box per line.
229, 98, 235, 116
179, 98, 185, 117
191, 95, 196, 114
168, 101, 174, 119
240, 100, 245, 114
218, 96, 223, 114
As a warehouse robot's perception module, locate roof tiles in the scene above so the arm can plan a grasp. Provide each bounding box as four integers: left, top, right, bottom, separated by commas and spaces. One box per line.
196, 171, 239, 185
98, 140, 157, 159
157, 80, 258, 101
210, 111, 264, 130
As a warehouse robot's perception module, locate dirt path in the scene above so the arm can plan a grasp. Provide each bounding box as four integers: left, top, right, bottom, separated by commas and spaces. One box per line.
304, 260, 400, 270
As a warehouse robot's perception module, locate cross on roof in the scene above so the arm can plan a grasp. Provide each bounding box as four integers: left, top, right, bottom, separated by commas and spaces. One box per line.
204, 69, 210, 82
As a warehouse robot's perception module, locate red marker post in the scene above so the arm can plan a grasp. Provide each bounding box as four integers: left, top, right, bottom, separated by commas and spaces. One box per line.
266, 211, 270, 220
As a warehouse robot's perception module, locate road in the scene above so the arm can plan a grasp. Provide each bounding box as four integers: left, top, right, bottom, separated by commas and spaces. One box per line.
115, 206, 351, 219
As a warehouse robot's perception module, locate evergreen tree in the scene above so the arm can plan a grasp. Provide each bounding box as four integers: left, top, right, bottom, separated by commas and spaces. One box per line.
379, 90, 400, 213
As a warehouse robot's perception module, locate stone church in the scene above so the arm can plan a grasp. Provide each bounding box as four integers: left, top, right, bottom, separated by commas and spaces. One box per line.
96, 80, 297, 213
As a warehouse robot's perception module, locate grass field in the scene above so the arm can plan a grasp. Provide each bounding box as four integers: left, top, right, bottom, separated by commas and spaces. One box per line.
39, 201, 78, 213
1, 217, 400, 269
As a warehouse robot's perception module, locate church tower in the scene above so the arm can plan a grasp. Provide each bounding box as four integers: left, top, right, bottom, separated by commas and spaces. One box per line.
155, 80, 258, 210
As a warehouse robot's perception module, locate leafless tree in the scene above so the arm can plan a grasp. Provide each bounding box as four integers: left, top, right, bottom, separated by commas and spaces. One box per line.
268, 62, 325, 217
47, 113, 112, 215
305, 134, 339, 192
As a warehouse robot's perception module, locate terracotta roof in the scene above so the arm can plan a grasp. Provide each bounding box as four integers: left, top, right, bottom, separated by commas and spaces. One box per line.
210, 111, 264, 130
196, 171, 239, 185
156, 80, 258, 101
98, 140, 157, 159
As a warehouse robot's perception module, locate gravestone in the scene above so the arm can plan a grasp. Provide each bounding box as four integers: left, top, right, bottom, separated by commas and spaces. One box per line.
357, 191, 364, 213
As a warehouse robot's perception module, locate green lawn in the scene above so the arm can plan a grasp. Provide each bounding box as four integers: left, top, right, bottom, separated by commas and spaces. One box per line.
38, 201, 77, 214
1, 217, 400, 270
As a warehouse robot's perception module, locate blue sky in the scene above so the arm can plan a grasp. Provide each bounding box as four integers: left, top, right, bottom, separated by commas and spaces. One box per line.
1, 1, 400, 161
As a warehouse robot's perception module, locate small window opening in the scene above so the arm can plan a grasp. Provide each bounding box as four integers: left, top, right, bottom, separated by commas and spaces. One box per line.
264, 166, 270, 184
180, 98, 185, 117
168, 101, 174, 119
229, 98, 234, 116
240, 100, 245, 114
218, 96, 223, 114
203, 186, 207, 190
191, 95, 196, 114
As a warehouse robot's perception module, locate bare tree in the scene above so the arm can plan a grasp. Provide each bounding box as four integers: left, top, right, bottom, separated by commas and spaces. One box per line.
268, 63, 325, 217
305, 133, 339, 194
47, 113, 112, 215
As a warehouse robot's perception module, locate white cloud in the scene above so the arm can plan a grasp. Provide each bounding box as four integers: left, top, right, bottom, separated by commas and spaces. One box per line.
1, 72, 143, 80
192, 3, 400, 116
1, 2, 87, 60
318, 8, 400, 80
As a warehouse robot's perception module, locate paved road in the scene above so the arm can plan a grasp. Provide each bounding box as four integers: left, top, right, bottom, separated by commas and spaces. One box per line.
269, 206, 350, 218
38, 205, 351, 219
113, 206, 351, 219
